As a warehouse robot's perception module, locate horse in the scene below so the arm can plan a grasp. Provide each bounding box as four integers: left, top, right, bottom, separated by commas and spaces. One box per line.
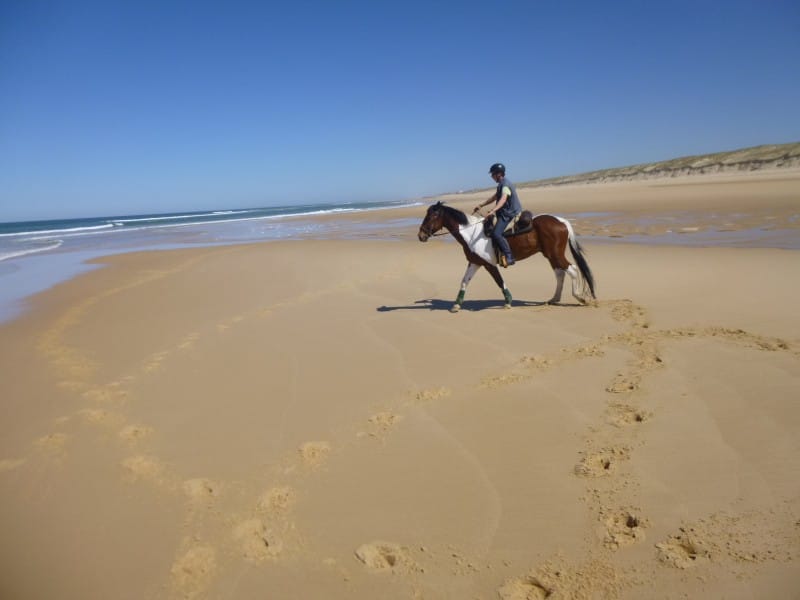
417, 201, 596, 312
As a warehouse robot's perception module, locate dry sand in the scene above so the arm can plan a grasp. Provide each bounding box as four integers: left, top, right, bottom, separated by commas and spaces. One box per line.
1, 172, 799, 599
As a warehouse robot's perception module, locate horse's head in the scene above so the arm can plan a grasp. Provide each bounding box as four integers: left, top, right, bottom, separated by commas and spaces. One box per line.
418, 201, 446, 242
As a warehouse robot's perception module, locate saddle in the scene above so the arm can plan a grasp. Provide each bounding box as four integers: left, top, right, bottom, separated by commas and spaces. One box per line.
482, 210, 534, 238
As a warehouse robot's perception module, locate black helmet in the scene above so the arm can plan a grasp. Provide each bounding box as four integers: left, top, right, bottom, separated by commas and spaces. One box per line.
489, 162, 505, 175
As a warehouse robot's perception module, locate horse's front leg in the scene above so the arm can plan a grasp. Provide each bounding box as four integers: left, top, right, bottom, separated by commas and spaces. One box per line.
452, 263, 480, 312
485, 264, 513, 309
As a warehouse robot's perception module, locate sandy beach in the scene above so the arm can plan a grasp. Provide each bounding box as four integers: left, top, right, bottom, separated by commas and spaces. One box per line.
1, 172, 799, 599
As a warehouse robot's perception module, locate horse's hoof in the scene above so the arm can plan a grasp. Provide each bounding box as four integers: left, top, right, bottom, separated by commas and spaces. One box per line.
450, 304, 461, 313
504, 303, 512, 310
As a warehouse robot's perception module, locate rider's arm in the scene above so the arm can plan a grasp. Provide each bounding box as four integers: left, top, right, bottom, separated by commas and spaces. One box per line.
487, 192, 509, 216
474, 193, 498, 213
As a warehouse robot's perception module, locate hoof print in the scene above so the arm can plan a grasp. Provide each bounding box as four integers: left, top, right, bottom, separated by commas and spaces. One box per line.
354, 541, 419, 573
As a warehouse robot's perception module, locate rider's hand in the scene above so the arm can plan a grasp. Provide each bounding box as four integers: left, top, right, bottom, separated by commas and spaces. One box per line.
473, 206, 481, 214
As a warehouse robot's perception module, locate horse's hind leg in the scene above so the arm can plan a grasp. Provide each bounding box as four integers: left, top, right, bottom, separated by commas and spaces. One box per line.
548, 269, 566, 304
546, 235, 571, 305
566, 264, 588, 304
452, 263, 480, 312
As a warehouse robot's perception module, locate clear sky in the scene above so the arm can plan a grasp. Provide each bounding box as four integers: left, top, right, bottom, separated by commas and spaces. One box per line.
1, 0, 798, 221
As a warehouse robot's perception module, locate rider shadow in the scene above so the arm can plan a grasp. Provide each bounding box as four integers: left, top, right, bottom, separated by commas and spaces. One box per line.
376, 298, 570, 312
376, 299, 453, 312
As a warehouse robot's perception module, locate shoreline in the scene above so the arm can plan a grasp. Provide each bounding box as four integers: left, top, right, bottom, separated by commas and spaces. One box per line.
2, 169, 798, 324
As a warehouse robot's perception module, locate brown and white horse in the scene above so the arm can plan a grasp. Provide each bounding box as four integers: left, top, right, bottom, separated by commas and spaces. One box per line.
418, 201, 596, 312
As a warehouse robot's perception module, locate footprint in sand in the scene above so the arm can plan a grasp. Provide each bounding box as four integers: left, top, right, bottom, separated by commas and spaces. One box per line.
607, 402, 651, 427
0, 458, 27, 472
413, 386, 452, 402
497, 575, 552, 600
183, 478, 221, 503
656, 509, 797, 569
79, 408, 125, 427
573, 447, 631, 477
121, 454, 170, 487
118, 424, 154, 444
354, 541, 420, 573
607, 299, 650, 328
561, 344, 606, 360
655, 530, 711, 569
520, 354, 556, 369
233, 518, 283, 561
258, 486, 296, 516
216, 315, 245, 333
499, 557, 622, 600
82, 383, 129, 405
170, 543, 217, 599
600, 508, 647, 550
298, 441, 331, 469
481, 373, 526, 388
143, 351, 169, 374
34, 432, 69, 457
178, 333, 200, 350
605, 372, 642, 394
358, 411, 404, 440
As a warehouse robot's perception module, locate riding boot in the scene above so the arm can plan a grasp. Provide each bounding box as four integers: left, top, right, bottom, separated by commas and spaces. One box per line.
505, 253, 515, 267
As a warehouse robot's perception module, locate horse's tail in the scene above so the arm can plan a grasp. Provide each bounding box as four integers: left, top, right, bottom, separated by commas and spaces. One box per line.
560, 217, 596, 299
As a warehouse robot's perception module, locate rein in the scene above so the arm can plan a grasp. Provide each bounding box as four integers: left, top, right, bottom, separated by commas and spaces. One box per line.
426, 216, 485, 238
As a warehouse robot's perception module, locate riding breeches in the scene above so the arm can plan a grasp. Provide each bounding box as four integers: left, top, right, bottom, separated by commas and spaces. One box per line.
491, 213, 515, 259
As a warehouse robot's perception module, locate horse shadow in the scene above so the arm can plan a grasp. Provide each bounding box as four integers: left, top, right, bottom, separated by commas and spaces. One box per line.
376, 298, 583, 312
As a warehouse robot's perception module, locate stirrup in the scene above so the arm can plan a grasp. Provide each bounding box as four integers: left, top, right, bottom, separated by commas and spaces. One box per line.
498, 255, 508, 268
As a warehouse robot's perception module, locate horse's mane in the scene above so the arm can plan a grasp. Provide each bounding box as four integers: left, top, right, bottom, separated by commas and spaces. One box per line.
439, 203, 480, 226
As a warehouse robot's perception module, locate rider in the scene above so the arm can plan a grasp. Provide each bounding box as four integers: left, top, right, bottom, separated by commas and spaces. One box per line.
473, 163, 522, 267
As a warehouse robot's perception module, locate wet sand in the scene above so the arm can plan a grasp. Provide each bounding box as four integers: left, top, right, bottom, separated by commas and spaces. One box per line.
0, 171, 798, 599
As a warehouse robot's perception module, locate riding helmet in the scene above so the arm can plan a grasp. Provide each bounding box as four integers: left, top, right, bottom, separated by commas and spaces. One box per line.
489, 163, 506, 175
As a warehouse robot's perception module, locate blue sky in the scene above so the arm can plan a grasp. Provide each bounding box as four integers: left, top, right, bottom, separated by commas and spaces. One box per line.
1, 0, 798, 221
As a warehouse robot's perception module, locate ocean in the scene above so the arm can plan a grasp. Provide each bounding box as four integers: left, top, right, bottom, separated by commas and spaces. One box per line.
0, 199, 421, 323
